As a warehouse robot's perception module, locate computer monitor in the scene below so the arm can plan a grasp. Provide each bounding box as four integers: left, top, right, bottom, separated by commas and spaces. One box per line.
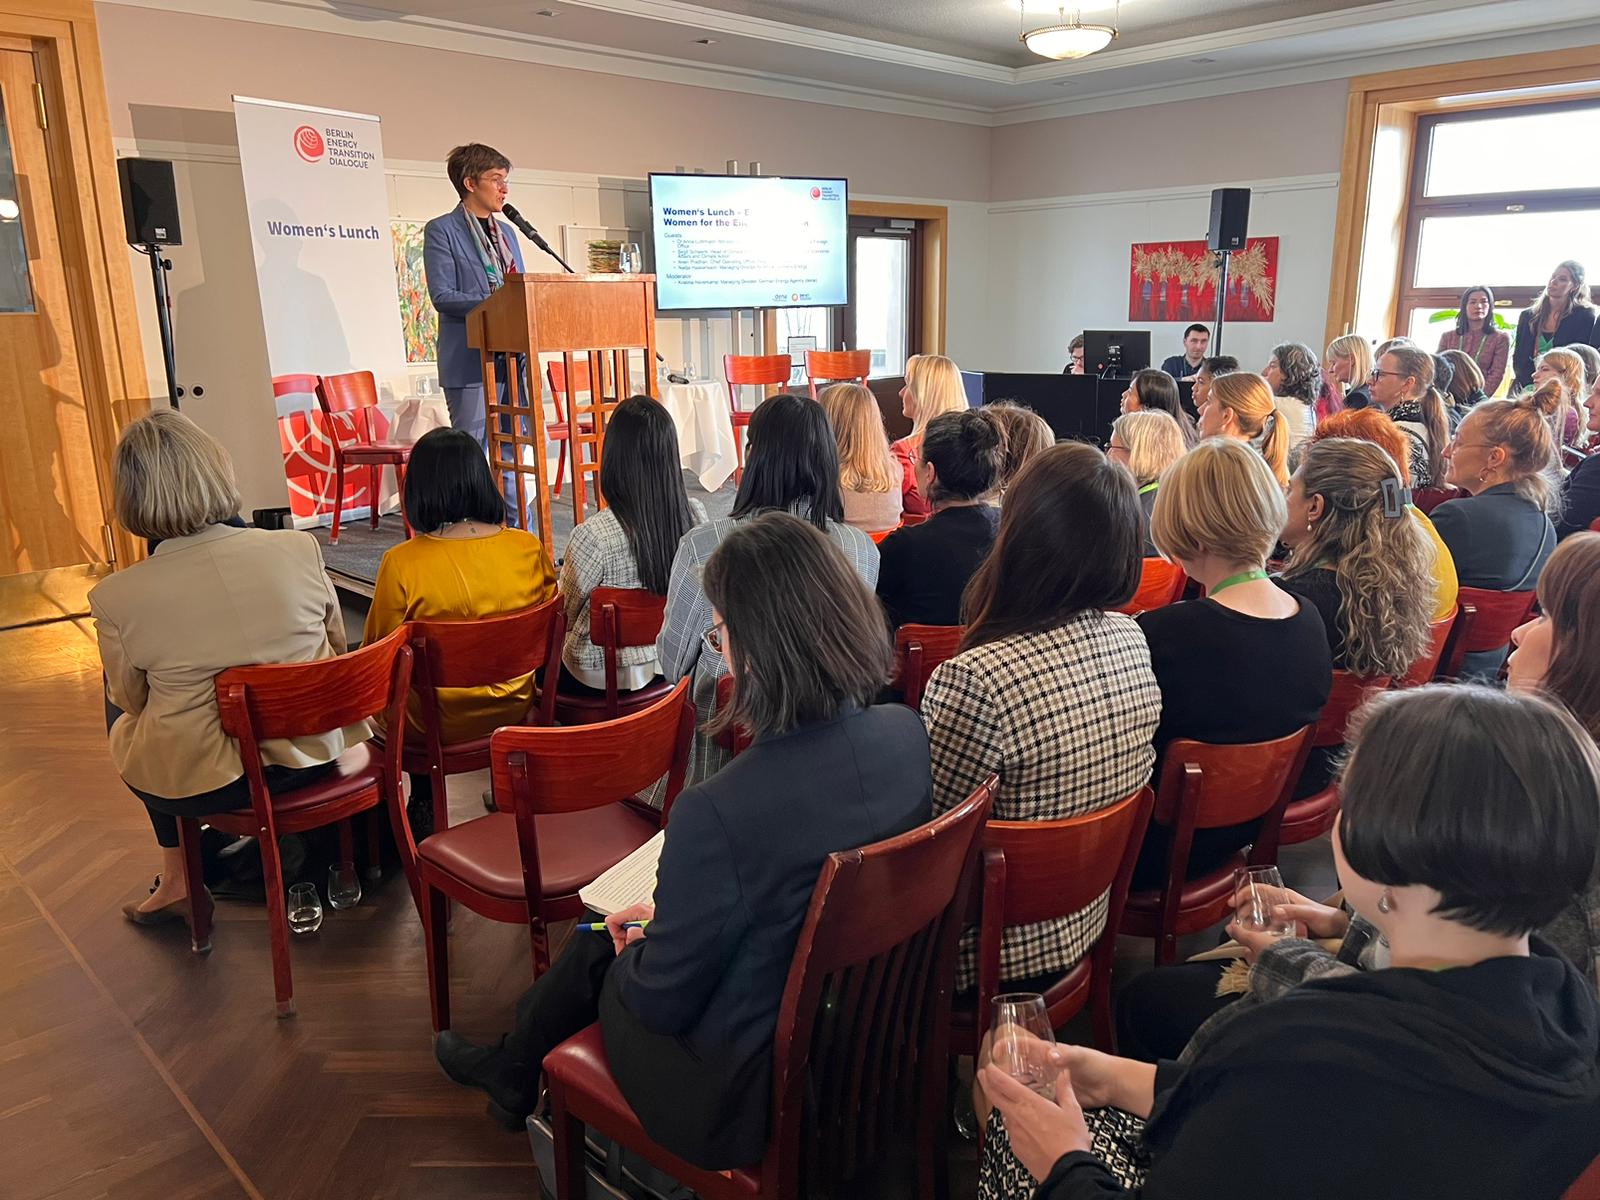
1083, 330, 1151, 378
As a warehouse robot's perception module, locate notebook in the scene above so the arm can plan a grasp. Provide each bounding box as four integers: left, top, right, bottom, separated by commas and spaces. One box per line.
578, 830, 665, 917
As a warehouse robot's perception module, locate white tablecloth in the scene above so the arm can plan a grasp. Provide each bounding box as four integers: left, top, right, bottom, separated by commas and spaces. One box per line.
661, 380, 739, 492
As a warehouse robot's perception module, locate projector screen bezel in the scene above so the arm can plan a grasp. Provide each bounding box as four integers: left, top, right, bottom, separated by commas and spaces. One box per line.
646, 172, 851, 315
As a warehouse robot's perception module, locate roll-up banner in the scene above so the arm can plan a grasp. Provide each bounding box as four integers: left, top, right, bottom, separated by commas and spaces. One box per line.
233, 95, 407, 526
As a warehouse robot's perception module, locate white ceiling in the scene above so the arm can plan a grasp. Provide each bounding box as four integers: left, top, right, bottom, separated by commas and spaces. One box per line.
153, 0, 1600, 124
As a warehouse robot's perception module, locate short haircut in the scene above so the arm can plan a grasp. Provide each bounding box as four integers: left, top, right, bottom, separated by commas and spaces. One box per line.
702, 512, 892, 739
1270, 342, 1322, 404
1202, 355, 1239, 377
1431, 352, 1455, 397
1112, 409, 1185, 487
1538, 532, 1600, 744
1068, 334, 1085, 353
731, 393, 845, 530
445, 143, 511, 199
903, 354, 967, 437
920, 409, 1005, 503
986, 402, 1057, 491
403, 427, 505, 533
1309, 407, 1413, 486
1130, 368, 1182, 422
1338, 684, 1600, 936
1325, 335, 1373, 393
599, 395, 696, 594
1183, 323, 1209, 339
961, 442, 1142, 648
1151, 436, 1286, 566
113, 409, 241, 541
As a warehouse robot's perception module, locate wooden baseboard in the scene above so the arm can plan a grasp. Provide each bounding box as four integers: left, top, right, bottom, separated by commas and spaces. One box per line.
0, 563, 108, 629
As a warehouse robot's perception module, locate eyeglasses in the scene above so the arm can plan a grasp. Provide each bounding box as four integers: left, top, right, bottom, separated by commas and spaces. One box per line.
702, 621, 727, 657
1369, 368, 1407, 380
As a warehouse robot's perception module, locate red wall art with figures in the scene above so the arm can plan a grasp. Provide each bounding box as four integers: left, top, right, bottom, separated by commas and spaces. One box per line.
1128, 237, 1279, 323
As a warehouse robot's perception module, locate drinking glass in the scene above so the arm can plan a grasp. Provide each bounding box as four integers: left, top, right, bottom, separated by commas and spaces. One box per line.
619, 242, 641, 273
1233, 866, 1297, 939
287, 881, 323, 934
327, 861, 362, 910
990, 993, 1058, 1100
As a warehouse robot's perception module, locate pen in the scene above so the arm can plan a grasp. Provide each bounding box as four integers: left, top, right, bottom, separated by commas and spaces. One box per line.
580, 920, 650, 932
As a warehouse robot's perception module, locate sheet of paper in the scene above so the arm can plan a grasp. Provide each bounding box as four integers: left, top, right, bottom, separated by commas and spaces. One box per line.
578, 830, 665, 917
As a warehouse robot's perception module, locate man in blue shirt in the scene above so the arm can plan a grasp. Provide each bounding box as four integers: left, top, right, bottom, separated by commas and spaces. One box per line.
1161, 323, 1210, 382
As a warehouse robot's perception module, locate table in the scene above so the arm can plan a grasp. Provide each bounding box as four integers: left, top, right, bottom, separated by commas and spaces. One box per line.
661, 379, 739, 492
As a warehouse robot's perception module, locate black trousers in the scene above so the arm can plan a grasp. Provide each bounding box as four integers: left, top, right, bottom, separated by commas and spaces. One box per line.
1115, 960, 1235, 1063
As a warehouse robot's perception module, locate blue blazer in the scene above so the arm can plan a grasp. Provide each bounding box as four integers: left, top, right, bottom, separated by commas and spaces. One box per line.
423, 205, 524, 388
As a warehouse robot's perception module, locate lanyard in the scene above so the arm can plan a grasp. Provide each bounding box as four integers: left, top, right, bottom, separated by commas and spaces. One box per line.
1208, 568, 1268, 597
1138, 482, 1159, 495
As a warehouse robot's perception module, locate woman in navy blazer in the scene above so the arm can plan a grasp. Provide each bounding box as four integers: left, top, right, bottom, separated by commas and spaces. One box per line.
1512, 260, 1597, 391
435, 512, 933, 1169
1557, 377, 1600, 540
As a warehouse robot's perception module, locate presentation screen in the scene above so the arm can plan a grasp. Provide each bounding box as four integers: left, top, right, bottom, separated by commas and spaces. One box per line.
648, 174, 849, 312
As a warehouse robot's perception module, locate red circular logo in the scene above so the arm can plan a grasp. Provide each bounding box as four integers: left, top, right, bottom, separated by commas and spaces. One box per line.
810, 187, 822, 199
293, 125, 325, 162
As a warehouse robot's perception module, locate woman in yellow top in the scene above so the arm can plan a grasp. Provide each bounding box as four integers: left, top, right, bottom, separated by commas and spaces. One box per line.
363, 427, 556, 833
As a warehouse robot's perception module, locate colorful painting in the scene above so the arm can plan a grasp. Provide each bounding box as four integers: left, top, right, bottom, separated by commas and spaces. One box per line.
392, 220, 438, 363
1128, 237, 1279, 323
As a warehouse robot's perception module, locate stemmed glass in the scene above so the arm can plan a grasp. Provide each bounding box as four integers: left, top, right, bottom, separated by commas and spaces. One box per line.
1233, 866, 1297, 939
327, 861, 362, 910
990, 993, 1058, 1100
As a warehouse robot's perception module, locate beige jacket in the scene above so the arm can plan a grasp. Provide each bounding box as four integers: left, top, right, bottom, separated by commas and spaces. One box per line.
90, 524, 370, 798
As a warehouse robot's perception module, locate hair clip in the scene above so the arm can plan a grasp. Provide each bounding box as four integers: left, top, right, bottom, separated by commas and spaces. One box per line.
1381, 477, 1410, 518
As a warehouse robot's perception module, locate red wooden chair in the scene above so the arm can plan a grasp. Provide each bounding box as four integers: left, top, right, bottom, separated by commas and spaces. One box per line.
898, 510, 930, 528
713, 672, 753, 758
1115, 558, 1188, 615
1437, 587, 1538, 680
1411, 485, 1462, 514
723, 354, 792, 481
316, 371, 414, 544
400, 598, 566, 840
805, 349, 872, 400
1279, 671, 1390, 847
195, 628, 413, 1016
1590, 517, 1600, 533
1120, 725, 1315, 965
1398, 607, 1459, 687
954, 785, 1155, 1065
405, 679, 695, 1031
553, 588, 673, 725
543, 776, 996, 1200
868, 525, 900, 544
893, 623, 965, 711
544, 358, 603, 502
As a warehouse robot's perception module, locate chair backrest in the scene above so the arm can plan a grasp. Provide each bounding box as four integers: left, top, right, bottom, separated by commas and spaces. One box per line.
868, 526, 900, 544
214, 627, 413, 801
590, 587, 668, 715
409, 597, 567, 737
1400, 607, 1458, 687
724, 353, 793, 388
272, 373, 321, 401
1438, 587, 1537, 678
1116, 558, 1188, 615
546, 357, 612, 424
760, 776, 995, 1197
1411, 485, 1461, 514
712, 671, 752, 757
974, 786, 1154, 1042
892, 623, 965, 711
806, 349, 872, 397
1312, 670, 1390, 748
1591, 517, 1600, 534
316, 371, 382, 449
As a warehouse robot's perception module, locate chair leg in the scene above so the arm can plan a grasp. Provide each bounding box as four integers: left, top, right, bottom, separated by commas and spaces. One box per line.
330, 460, 346, 545
177, 817, 213, 954
259, 832, 296, 1018
527, 912, 550, 979
369, 465, 381, 530
364, 810, 383, 882
423, 882, 451, 1033
553, 438, 566, 499
732, 418, 744, 483
1155, 930, 1178, 967
396, 464, 413, 538
549, 1078, 589, 1200
1090, 974, 1116, 1053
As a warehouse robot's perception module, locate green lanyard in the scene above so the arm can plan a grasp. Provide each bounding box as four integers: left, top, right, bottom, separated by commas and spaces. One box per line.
1208, 568, 1268, 597
1138, 482, 1159, 495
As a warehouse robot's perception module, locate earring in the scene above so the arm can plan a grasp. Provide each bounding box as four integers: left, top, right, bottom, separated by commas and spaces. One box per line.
1377, 889, 1394, 915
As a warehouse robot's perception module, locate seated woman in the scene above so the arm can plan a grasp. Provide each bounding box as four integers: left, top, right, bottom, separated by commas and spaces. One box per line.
1191, 355, 1237, 415
923, 442, 1159, 997
983, 684, 1600, 1200
92, 411, 367, 925
363, 427, 557, 834
891, 353, 967, 518
1306, 407, 1458, 622
1557, 371, 1600, 539
1262, 342, 1321, 451
1324, 333, 1372, 411
1440, 347, 1488, 418
558, 396, 703, 692
876, 408, 1004, 628
658, 393, 877, 785
1195, 371, 1290, 486
1277, 438, 1435, 793
1512, 533, 1600, 757
1107, 409, 1186, 557
986, 401, 1057, 495
1120, 367, 1197, 447
1368, 343, 1450, 488
435, 512, 931, 1166
818, 382, 903, 534
1532, 346, 1587, 448
1132, 439, 1331, 890
1432, 383, 1560, 677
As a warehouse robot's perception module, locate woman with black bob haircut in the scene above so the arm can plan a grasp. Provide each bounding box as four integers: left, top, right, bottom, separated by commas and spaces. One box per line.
657, 393, 875, 783
980, 684, 1600, 1200
435, 513, 931, 1168
876, 408, 1004, 627
365, 426, 556, 833
559, 396, 702, 693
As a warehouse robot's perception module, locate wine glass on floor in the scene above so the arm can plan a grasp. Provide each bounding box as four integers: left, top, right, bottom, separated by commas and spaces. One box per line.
991, 993, 1058, 1100
328, 861, 362, 910
287, 881, 323, 934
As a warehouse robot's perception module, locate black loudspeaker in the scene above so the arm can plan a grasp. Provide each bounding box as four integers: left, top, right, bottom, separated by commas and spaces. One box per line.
1207, 187, 1250, 252
117, 157, 181, 246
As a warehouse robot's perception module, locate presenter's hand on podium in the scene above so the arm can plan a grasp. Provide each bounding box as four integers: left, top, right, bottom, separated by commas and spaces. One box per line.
605, 903, 656, 954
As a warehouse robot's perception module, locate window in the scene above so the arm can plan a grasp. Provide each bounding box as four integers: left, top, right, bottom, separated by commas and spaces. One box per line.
0, 86, 34, 314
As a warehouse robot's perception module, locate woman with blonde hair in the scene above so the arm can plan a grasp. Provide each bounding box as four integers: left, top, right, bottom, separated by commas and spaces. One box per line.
1513, 259, 1596, 391
1531, 347, 1587, 447
818, 382, 903, 533
1195, 371, 1290, 486
892, 353, 967, 517
986, 401, 1056, 494
1324, 334, 1373, 410
1109, 409, 1186, 555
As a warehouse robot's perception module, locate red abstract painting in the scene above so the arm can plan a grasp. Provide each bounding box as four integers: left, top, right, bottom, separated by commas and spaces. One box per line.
1128, 237, 1279, 323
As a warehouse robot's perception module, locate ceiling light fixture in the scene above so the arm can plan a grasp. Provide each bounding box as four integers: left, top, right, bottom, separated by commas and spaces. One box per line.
1021, 1, 1118, 62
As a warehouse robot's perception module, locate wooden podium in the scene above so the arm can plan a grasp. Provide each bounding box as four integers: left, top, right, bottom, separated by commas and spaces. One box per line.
466, 272, 660, 549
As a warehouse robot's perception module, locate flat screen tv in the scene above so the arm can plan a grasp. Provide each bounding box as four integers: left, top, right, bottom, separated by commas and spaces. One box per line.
648, 173, 849, 313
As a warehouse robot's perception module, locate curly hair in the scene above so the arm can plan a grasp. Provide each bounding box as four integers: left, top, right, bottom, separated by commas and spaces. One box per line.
1283, 438, 1434, 678
1270, 342, 1322, 404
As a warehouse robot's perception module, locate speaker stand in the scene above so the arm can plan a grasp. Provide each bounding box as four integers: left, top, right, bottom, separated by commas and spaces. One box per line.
1212, 248, 1233, 356
137, 243, 179, 408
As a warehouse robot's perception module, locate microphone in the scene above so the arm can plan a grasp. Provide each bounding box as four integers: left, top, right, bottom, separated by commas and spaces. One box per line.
500, 204, 574, 274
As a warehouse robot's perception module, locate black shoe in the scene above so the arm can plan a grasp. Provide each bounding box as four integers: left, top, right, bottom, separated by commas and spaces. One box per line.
434, 1031, 536, 1130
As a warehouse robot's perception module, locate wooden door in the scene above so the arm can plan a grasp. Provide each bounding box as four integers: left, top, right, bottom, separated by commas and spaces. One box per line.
0, 44, 110, 627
